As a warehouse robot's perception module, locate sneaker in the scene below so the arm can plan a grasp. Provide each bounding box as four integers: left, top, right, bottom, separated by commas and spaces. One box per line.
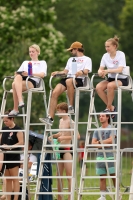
18, 102, 25, 108
8, 110, 19, 116
68, 106, 74, 114
39, 117, 54, 126
97, 197, 106, 200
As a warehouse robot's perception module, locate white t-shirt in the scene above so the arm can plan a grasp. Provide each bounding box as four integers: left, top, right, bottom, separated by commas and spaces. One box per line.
18, 60, 47, 84
100, 51, 126, 79
65, 56, 92, 78
19, 153, 37, 173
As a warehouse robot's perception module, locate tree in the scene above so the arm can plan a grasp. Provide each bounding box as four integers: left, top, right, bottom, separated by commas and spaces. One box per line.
119, 0, 133, 74
0, 0, 67, 82
0, 0, 68, 129
54, 0, 125, 70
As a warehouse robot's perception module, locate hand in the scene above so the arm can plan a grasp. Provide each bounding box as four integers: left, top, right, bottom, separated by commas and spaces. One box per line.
98, 69, 108, 78
98, 69, 104, 77
2, 144, 10, 150
75, 71, 83, 77
51, 71, 59, 76
102, 70, 108, 77
57, 136, 64, 143
22, 71, 28, 76
48, 136, 53, 142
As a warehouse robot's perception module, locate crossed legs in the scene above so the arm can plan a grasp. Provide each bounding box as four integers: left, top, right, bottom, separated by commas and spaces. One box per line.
12, 75, 34, 112
96, 80, 122, 111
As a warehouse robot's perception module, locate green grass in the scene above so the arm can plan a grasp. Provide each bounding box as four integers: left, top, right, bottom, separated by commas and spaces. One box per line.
50, 156, 132, 200
1, 156, 132, 200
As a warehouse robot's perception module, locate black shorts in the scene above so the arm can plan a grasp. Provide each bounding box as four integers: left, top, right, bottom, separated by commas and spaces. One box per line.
107, 77, 128, 86
5, 154, 20, 169
60, 78, 83, 88
59, 148, 73, 159
22, 76, 37, 88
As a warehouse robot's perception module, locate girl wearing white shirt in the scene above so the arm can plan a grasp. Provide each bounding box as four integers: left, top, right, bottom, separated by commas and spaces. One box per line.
96, 36, 128, 117
9, 44, 47, 116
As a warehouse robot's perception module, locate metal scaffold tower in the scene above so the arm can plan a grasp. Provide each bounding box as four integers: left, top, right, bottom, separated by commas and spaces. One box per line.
78, 66, 133, 200
35, 74, 92, 200
0, 75, 47, 200
1, 67, 133, 200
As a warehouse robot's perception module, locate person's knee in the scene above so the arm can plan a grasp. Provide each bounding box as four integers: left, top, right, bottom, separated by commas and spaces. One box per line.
14, 74, 22, 82
12, 82, 15, 88
66, 79, 73, 87
96, 84, 103, 92
107, 83, 115, 90
51, 90, 60, 99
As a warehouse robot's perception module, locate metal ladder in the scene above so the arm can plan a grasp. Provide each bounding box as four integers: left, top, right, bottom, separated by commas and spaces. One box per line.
78, 68, 133, 200
0, 75, 47, 200
35, 74, 92, 200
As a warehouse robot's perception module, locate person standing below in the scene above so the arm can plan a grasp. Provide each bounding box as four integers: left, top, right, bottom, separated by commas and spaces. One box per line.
19, 140, 37, 176
48, 102, 80, 200
9, 44, 47, 116
0, 110, 24, 200
78, 140, 85, 172
39, 41, 92, 126
96, 36, 128, 117
92, 113, 117, 200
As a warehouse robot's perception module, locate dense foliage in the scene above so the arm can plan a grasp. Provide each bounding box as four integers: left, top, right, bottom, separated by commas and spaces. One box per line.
0, 0, 133, 133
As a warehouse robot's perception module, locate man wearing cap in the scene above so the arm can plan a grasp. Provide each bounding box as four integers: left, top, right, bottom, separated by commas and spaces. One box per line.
39, 41, 92, 126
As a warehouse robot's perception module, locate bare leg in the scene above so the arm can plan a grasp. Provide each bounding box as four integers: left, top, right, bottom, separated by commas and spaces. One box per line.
96, 80, 109, 107
5, 166, 20, 200
66, 78, 75, 106
99, 175, 106, 191
13, 75, 23, 104
12, 75, 34, 111
49, 84, 66, 119
111, 173, 116, 187
57, 162, 64, 200
63, 152, 72, 200
107, 81, 122, 111
4, 169, 12, 200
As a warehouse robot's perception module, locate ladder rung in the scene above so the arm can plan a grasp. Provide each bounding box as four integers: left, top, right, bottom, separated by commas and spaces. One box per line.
79, 192, 116, 195
89, 111, 117, 115
87, 144, 117, 147
87, 128, 117, 131
45, 129, 74, 132
84, 160, 116, 163
36, 192, 71, 194
40, 160, 73, 163
0, 129, 26, 132
38, 176, 72, 179
55, 113, 73, 116
81, 175, 116, 178
0, 114, 27, 117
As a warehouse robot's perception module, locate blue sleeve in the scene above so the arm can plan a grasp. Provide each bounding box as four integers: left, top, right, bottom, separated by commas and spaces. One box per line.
92, 130, 98, 139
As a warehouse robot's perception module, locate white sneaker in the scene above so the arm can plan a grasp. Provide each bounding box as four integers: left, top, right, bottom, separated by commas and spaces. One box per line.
68, 106, 74, 114
97, 197, 106, 200
39, 117, 54, 126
